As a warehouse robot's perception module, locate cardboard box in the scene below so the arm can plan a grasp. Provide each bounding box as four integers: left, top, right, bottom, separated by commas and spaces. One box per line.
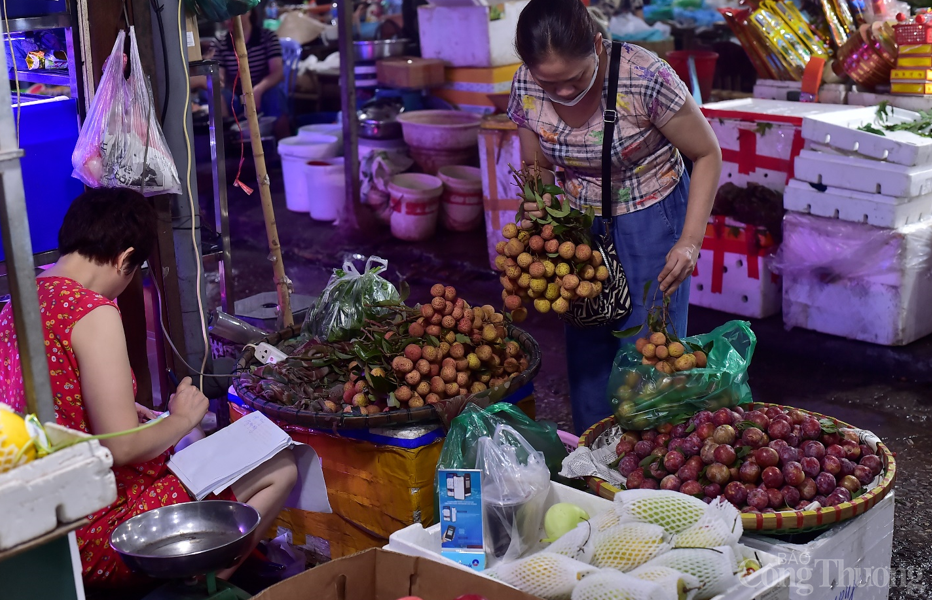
186, 12, 202, 62
251, 548, 540, 600
418, 1, 530, 68
433, 64, 520, 113
742, 491, 895, 600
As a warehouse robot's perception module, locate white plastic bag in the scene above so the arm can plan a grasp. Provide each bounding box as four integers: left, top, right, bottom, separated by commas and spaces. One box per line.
477, 424, 551, 564
72, 28, 181, 196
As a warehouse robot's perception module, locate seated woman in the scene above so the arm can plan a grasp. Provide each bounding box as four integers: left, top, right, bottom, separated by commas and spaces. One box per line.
0, 188, 296, 587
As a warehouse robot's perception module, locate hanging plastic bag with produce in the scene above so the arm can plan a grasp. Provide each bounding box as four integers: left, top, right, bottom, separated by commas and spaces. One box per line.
477, 424, 551, 563
302, 256, 400, 342
609, 288, 756, 430
71, 28, 181, 197
184, 0, 259, 22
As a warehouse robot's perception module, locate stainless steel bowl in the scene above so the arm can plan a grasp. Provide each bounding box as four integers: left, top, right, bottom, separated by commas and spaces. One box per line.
110, 501, 261, 579
353, 39, 409, 61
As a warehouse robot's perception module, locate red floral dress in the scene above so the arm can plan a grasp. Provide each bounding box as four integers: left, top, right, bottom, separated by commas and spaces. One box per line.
0, 277, 216, 587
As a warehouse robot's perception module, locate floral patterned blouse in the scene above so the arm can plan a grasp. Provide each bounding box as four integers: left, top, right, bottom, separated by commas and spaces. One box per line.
0, 277, 226, 587
507, 40, 689, 216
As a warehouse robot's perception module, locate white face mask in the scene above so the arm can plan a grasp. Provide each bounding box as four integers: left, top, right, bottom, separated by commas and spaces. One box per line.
544, 52, 600, 107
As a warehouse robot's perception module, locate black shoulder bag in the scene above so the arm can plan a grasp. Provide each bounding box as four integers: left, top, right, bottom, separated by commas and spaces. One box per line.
562, 40, 633, 328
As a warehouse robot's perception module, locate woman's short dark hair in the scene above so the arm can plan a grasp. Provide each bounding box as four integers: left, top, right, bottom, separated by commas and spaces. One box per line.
58, 188, 157, 271
515, 0, 596, 68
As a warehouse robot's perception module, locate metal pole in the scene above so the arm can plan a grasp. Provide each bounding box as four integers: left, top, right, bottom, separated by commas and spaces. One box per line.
230, 16, 294, 327
337, 0, 360, 230
0, 33, 54, 422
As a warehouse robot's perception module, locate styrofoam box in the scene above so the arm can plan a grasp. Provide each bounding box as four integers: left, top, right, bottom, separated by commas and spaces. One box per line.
0, 424, 116, 550
742, 491, 894, 600
704, 99, 851, 194
418, 1, 530, 68
847, 91, 932, 112
386, 481, 791, 600
801, 106, 932, 166
753, 80, 849, 105
793, 149, 932, 198
784, 179, 932, 229
782, 213, 932, 346
691, 249, 781, 319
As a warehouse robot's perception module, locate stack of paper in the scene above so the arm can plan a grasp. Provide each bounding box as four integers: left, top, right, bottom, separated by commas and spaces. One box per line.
168, 411, 331, 513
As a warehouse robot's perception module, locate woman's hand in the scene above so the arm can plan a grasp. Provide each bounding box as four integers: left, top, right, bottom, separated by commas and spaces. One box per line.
520, 195, 549, 230
135, 403, 161, 423
168, 377, 209, 431
659, 239, 699, 295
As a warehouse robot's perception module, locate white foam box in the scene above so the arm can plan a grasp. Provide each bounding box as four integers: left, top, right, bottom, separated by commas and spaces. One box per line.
801, 105, 932, 166
690, 217, 782, 319
753, 80, 849, 105
847, 91, 932, 112
386, 481, 791, 600
418, 1, 530, 68
478, 117, 522, 269
0, 424, 116, 550
784, 179, 932, 229
793, 148, 932, 199
742, 491, 895, 600
781, 213, 932, 345
703, 99, 852, 193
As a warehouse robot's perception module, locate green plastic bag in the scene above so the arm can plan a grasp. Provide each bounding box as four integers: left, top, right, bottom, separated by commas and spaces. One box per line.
434, 403, 568, 521
609, 321, 757, 431
185, 0, 259, 22
302, 256, 400, 342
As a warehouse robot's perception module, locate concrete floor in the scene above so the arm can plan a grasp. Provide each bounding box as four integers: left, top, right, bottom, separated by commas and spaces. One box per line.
205, 159, 932, 599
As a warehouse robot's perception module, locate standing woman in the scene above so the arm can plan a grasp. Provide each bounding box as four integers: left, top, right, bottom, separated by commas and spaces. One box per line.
507, 0, 721, 433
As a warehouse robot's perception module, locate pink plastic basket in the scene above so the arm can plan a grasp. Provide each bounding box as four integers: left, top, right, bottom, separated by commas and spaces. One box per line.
558, 429, 579, 454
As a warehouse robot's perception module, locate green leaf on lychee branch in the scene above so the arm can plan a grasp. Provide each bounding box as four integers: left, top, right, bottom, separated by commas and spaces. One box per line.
735, 420, 765, 432
387, 392, 400, 408
613, 324, 644, 339
702, 341, 714, 354
543, 184, 564, 197
455, 334, 471, 344
547, 252, 560, 258
643, 281, 652, 304
608, 454, 624, 468
819, 418, 839, 434
367, 374, 395, 394
639, 454, 661, 468
398, 280, 410, 303
685, 422, 696, 434
736, 446, 753, 459
426, 335, 441, 347
687, 342, 704, 354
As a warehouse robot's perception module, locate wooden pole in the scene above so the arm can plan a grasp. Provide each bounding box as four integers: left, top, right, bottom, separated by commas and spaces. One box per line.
337, 0, 360, 230
231, 15, 294, 327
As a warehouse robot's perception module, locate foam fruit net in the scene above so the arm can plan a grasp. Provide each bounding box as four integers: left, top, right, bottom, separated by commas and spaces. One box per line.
639, 546, 737, 600
591, 522, 671, 572
570, 569, 668, 600
628, 565, 701, 600
487, 552, 600, 600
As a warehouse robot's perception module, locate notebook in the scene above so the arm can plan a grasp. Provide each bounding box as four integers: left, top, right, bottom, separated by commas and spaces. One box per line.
167, 411, 331, 513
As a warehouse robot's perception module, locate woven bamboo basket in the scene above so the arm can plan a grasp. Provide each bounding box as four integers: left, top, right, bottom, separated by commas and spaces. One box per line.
578, 402, 896, 535
232, 324, 541, 430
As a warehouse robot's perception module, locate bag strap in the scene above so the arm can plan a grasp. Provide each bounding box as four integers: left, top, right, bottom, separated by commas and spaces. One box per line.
602, 40, 622, 226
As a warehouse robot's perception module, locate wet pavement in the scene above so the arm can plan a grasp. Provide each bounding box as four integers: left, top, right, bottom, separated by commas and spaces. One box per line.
209, 162, 932, 599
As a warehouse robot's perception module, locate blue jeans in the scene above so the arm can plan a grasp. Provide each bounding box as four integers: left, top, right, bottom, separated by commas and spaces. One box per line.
566, 174, 691, 434
222, 82, 288, 118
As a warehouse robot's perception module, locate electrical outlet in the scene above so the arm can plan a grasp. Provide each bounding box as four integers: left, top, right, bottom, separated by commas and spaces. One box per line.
254, 342, 288, 365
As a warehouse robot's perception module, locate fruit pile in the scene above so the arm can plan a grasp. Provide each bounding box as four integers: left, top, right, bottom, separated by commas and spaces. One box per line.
490, 491, 759, 600
493, 162, 606, 316
634, 331, 707, 374
240, 284, 528, 416
614, 405, 884, 513
386, 284, 529, 409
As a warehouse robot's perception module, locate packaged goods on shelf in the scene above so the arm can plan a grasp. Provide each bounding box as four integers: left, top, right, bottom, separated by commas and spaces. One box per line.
778, 213, 932, 345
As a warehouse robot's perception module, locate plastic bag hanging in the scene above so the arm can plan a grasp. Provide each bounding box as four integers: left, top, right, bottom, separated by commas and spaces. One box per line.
71, 28, 181, 197
184, 0, 260, 22
476, 424, 551, 564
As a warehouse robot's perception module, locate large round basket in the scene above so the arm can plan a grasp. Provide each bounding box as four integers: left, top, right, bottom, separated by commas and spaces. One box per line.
578, 403, 897, 535
232, 324, 541, 430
